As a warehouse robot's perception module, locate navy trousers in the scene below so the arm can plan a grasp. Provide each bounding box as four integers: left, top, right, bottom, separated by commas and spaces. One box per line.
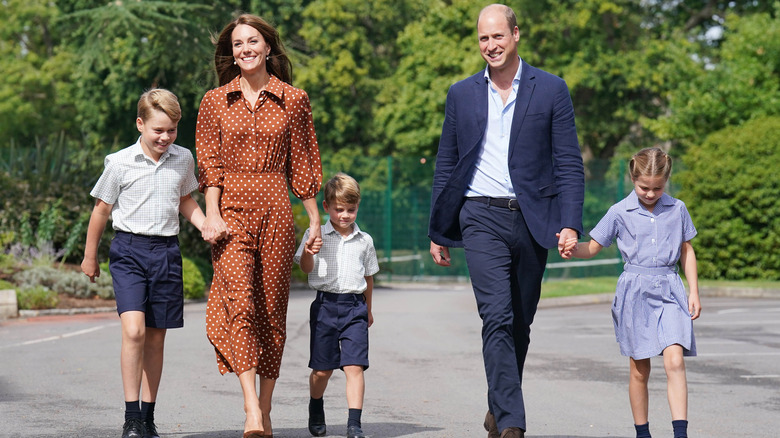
459, 199, 547, 432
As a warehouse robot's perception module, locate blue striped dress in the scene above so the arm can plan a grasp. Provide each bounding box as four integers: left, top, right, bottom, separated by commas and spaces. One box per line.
590, 191, 698, 359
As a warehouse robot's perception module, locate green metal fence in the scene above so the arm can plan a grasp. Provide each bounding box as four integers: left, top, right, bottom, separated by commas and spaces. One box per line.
294, 156, 642, 282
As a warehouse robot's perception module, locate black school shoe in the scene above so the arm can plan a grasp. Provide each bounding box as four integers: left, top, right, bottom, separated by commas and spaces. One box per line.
308, 404, 326, 436
144, 419, 159, 438
346, 425, 366, 438
122, 418, 146, 438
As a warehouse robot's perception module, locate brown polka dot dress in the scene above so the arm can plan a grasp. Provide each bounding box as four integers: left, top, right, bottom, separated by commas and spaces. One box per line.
196, 75, 322, 378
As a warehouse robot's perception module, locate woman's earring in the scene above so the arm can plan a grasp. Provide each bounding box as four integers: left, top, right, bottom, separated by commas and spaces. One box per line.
266, 55, 270, 61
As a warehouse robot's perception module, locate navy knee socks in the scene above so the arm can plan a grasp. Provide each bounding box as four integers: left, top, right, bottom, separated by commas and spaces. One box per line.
635, 422, 651, 438
672, 419, 688, 438
347, 408, 362, 428
125, 400, 141, 421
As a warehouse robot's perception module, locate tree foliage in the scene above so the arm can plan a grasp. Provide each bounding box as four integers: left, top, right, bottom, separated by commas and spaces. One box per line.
0, 0, 777, 279
648, 5, 780, 148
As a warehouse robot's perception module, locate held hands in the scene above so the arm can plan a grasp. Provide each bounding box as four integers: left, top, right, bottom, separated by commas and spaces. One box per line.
305, 222, 322, 255
305, 235, 322, 255
556, 228, 579, 259
201, 213, 229, 244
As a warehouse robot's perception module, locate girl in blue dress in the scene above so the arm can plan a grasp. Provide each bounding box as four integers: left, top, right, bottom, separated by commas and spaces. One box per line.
560, 147, 701, 438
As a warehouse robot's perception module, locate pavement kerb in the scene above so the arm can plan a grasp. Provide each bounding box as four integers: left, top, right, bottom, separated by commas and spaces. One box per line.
9, 284, 780, 319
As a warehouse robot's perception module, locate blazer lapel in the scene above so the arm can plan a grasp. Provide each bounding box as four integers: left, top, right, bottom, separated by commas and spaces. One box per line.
473, 71, 488, 139
508, 61, 535, 160
458, 71, 488, 159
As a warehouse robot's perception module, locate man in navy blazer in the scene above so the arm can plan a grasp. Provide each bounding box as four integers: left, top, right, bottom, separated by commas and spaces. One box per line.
429, 5, 584, 438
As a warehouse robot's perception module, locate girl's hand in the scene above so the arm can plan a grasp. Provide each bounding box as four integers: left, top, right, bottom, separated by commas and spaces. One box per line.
689, 293, 702, 320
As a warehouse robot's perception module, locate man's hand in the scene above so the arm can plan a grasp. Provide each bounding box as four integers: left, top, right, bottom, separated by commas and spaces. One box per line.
430, 241, 451, 267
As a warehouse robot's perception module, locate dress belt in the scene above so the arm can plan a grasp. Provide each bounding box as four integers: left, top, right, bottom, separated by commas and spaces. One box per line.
623, 264, 678, 275
466, 196, 520, 211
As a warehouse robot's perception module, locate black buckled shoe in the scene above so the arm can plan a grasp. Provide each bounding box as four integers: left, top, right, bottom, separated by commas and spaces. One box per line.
347, 425, 366, 438
144, 418, 160, 438
122, 418, 146, 438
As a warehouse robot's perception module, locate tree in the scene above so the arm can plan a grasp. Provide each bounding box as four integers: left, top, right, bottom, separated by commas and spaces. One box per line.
296, 0, 430, 153
374, 0, 482, 159
647, 5, 780, 148
0, 0, 76, 143
59, 1, 214, 148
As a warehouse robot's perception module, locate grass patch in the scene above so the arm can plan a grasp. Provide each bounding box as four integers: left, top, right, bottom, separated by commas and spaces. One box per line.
541, 277, 780, 299
699, 279, 780, 289
541, 277, 616, 298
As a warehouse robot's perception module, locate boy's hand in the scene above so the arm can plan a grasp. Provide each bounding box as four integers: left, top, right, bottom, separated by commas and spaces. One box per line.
81, 258, 100, 283
368, 310, 374, 328
305, 236, 322, 255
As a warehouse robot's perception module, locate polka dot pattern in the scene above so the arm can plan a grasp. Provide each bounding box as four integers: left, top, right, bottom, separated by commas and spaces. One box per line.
196, 75, 322, 378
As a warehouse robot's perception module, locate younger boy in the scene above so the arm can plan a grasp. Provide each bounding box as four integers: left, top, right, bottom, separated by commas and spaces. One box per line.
81, 89, 214, 438
294, 173, 380, 438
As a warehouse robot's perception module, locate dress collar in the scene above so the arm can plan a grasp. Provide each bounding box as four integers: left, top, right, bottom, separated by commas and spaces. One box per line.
225, 74, 286, 100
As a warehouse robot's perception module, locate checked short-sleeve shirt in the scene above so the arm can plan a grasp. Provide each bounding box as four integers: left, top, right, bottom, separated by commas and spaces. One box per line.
294, 221, 380, 294
90, 138, 198, 236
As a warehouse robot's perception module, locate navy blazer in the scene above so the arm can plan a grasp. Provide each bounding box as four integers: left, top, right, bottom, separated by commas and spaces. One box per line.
429, 61, 585, 249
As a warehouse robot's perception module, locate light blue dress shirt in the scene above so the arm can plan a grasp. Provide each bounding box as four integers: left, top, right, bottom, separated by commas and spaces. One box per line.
465, 57, 523, 198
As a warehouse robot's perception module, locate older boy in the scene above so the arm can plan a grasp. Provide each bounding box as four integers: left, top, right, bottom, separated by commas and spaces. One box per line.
294, 173, 379, 438
81, 89, 214, 438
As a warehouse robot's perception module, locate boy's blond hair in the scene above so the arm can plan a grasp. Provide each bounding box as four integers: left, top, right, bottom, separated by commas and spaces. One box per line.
323, 173, 361, 206
137, 88, 182, 123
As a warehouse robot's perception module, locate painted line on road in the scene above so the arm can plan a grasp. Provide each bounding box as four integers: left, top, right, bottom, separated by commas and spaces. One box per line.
740, 375, 780, 379
697, 352, 780, 357
0, 323, 118, 349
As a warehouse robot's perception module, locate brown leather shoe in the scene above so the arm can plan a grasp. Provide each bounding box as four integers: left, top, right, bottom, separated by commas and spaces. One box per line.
484, 411, 499, 438
499, 427, 524, 438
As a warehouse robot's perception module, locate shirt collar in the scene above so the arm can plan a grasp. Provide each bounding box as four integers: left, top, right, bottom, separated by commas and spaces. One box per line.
226, 74, 286, 100
131, 137, 176, 163
483, 56, 523, 85
625, 191, 675, 213
322, 219, 361, 240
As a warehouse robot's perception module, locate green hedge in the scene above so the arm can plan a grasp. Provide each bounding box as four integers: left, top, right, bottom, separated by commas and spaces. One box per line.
679, 116, 780, 280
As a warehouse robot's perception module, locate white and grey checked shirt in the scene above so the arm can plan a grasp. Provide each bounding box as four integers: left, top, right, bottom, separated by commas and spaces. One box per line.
90, 138, 199, 236
294, 220, 380, 294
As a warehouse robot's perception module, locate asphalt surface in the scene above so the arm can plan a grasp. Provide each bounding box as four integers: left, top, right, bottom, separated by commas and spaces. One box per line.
1, 284, 778, 437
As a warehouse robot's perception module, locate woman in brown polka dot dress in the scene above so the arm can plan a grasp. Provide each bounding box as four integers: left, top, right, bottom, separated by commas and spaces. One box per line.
196, 14, 322, 438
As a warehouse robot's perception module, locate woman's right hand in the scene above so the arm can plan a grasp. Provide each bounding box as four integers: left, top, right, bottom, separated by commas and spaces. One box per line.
202, 213, 228, 244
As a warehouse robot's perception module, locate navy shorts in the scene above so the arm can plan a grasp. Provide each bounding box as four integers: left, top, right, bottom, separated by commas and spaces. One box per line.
309, 291, 369, 371
109, 231, 184, 329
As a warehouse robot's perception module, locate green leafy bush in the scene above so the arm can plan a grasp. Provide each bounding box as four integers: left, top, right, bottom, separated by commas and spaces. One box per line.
678, 116, 780, 280
182, 257, 206, 300
17, 286, 59, 310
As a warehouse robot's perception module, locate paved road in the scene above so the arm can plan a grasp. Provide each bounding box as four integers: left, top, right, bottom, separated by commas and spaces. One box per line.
1, 285, 778, 437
